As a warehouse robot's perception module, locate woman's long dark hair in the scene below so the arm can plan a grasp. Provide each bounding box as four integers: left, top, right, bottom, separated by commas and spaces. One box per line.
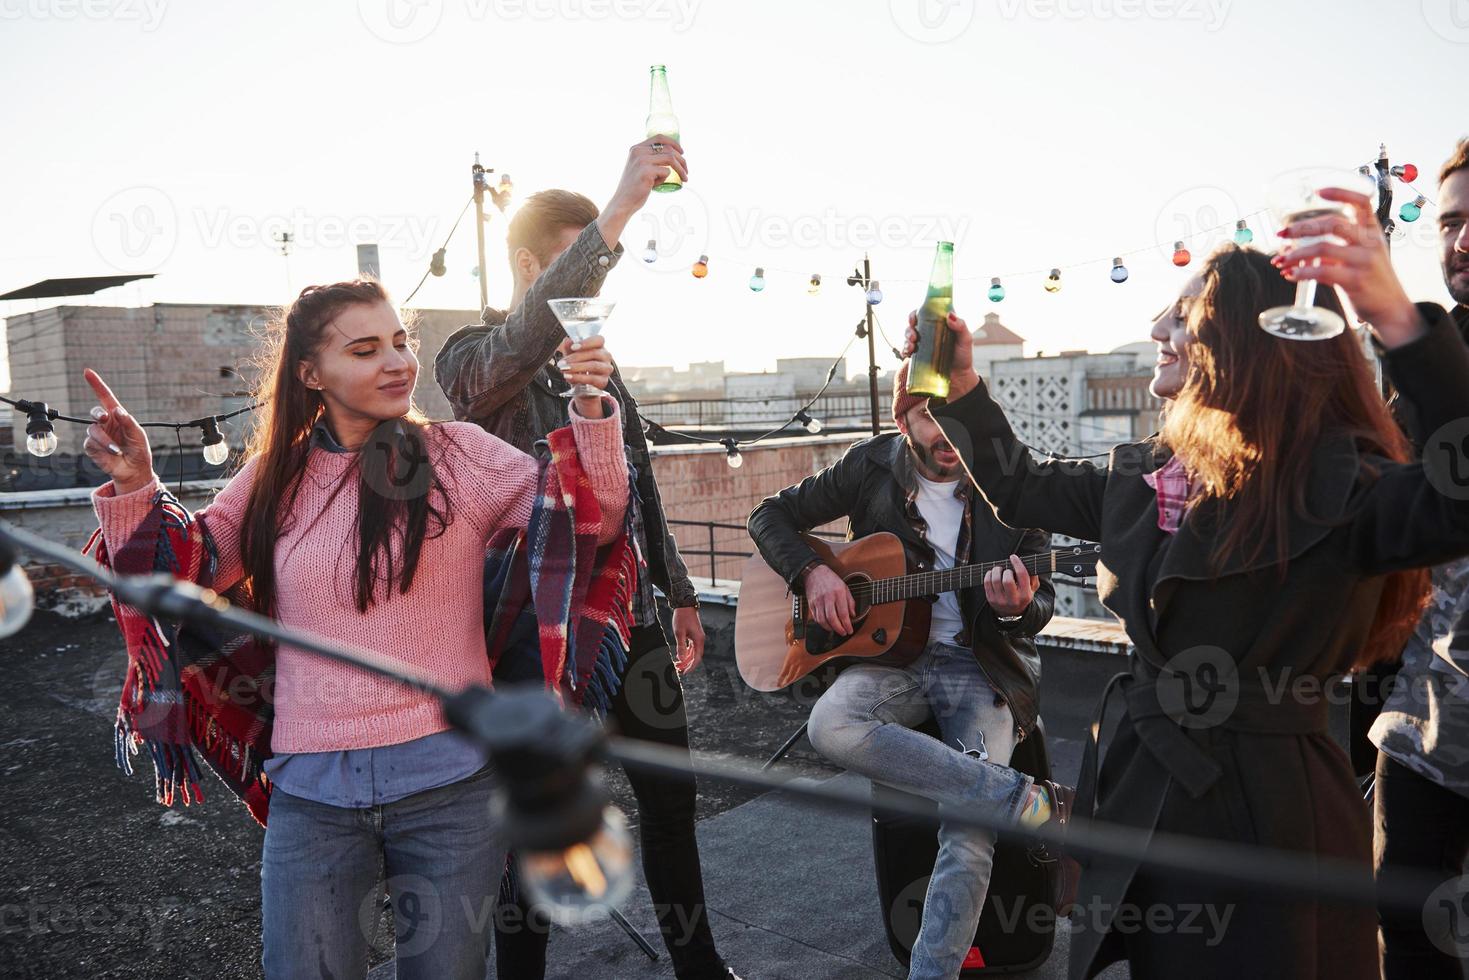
1160, 245, 1429, 667
239, 280, 450, 615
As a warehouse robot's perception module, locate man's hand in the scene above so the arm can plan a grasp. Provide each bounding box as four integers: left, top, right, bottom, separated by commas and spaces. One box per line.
671, 606, 706, 674
902, 310, 981, 399
596, 136, 689, 249
985, 554, 1038, 618
561, 335, 615, 419
1273, 186, 1424, 347
804, 563, 857, 636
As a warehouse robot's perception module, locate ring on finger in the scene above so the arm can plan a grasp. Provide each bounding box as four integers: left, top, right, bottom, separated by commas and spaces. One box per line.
650, 142, 665, 155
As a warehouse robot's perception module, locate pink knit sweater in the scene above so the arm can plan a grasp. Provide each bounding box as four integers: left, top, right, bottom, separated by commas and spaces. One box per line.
93, 408, 629, 754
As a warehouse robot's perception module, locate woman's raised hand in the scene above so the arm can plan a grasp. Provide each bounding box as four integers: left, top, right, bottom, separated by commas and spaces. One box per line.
82, 369, 154, 494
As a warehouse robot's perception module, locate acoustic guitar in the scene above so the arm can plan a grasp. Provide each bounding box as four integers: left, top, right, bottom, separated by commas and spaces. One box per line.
734, 532, 1102, 692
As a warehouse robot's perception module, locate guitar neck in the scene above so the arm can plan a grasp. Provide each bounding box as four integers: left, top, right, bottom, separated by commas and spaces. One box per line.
865, 549, 1091, 605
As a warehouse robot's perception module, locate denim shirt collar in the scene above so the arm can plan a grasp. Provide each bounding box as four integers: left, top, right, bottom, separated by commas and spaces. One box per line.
310, 421, 351, 454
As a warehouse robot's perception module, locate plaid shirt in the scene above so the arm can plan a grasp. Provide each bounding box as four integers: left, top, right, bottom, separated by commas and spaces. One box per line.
1142, 454, 1192, 534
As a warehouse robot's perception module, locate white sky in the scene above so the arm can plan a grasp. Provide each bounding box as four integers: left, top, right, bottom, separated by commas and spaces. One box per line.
1, 0, 1464, 391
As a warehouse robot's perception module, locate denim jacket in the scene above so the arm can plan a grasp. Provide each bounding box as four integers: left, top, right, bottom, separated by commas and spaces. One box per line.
432, 221, 697, 609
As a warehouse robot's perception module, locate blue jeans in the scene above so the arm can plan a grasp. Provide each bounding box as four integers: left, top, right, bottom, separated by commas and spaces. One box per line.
261, 763, 505, 980
807, 641, 1032, 980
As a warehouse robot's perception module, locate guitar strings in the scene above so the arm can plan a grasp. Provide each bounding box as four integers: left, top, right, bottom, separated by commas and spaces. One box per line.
819, 547, 1101, 605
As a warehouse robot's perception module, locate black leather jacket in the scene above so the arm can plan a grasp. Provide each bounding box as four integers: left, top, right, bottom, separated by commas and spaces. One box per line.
746, 433, 1054, 736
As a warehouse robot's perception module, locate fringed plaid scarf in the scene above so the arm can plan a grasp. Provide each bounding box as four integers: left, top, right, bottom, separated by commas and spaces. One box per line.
86, 423, 639, 828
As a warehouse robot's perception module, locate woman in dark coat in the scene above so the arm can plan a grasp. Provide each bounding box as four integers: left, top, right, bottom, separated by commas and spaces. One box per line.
906, 188, 1469, 979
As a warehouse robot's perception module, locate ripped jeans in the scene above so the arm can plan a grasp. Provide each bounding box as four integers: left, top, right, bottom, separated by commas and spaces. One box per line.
807, 641, 1033, 980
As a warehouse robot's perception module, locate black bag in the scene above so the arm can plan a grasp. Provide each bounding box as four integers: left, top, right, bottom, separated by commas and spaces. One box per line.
871, 717, 1058, 976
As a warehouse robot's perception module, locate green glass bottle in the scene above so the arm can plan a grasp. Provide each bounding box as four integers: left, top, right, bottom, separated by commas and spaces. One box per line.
908, 241, 956, 400
646, 65, 682, 193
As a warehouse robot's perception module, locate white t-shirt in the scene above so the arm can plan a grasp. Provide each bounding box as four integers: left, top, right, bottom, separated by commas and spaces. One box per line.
913, 472, 966, 646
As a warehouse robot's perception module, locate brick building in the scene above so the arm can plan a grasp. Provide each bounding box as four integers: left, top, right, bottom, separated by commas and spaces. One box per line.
2, 302, 477, 475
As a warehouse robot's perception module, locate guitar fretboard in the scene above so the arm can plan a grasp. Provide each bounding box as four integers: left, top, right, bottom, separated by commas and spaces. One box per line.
846, 546, 1100, 606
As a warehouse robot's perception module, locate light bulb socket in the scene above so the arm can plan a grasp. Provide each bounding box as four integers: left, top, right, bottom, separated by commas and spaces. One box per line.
24, 403, 54, 437
754, 267, 765, 277
1048, 268, 1061, 279
444, 686, 608, 853
1235, 220, 1248, 230
697, 254, 709, 264
200, 417, 224, 447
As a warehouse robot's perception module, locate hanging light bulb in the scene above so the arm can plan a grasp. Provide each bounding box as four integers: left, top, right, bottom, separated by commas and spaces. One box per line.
987, 277, 1005, 302
497, 172, 514, 195
471, 266, 481, 279
430, 248, 447, 277
691, 255, 709, 278
1399, 196, 1426, 223
865, 280, 883, 305
1171, 241, 1191, 267
1233, 220, 1254, 246
748, 267, 766, 292
199, 417, 229, 466
520, 806, 637, 925
1387, 218, 1407, 242
478, 690, 636, 927
641, 239, 659, 264
795, 409, 823, 434
1110, 257, 1129, 284
1391, 163, 1418, 183
0, 539, 36, 640
723, 439, 744, 468
807, 273, 821, 296
1043, 268, 1062, 293
24, 403, 57, 458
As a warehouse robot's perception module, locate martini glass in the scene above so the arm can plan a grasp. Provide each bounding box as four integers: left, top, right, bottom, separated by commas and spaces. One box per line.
546, 298, 615, 398
1259, 167, 1377, 340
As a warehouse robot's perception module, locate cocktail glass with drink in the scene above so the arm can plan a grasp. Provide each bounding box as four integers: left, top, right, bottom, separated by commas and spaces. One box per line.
546, 298, 615, 399
1259, 167, 1378, 340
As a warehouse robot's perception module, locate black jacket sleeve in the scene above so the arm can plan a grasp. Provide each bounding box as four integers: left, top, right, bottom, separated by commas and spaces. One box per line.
981, 525, 1056, 638
1349, 304, 1469, 574
929, 382, 1109, 543
746, 442, 866, 590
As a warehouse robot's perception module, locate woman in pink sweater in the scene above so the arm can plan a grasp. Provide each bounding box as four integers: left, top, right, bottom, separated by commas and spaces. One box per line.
84, 280, 630, 980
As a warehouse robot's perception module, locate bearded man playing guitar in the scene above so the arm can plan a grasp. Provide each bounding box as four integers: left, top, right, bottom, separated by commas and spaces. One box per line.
746, 352, 1074, 980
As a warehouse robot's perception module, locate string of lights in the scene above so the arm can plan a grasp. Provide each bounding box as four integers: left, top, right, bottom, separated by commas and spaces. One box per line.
1, 393, 259, 466
401, 195, 475, 307
641, 155, 1434, 294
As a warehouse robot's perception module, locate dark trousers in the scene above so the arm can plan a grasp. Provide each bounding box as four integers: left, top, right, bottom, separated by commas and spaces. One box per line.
1374, 751, 1469, 980
494, 623, 724, 979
